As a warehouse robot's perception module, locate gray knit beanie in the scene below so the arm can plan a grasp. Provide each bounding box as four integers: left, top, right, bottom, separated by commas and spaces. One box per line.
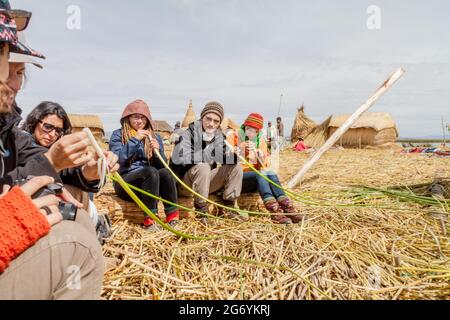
200, 101, 224, 123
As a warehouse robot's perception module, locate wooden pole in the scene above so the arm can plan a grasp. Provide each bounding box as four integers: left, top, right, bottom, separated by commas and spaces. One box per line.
441, 116, 446, 147
287, 68, 405, 189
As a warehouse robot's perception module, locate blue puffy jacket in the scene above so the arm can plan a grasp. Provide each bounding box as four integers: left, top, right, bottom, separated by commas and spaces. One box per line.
109, 129, 167, 175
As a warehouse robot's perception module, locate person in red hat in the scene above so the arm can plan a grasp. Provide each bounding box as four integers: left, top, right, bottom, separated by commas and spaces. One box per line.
109, 100, 179, 230
228, 113, 306, 224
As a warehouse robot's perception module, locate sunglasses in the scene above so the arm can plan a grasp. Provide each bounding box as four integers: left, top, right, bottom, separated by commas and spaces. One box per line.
0, 9, 31, 31
39, 120, 65, 137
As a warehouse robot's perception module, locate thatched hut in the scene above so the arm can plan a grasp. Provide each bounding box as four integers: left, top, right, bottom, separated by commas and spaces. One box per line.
291, 105, 317, 140
68, 113, 106, 148
153, 120, 173, 141
328, 112, 398, 147
181, 100, 196, 128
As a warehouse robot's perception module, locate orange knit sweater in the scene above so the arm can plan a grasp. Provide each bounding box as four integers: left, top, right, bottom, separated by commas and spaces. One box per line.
0, 187, 50, 273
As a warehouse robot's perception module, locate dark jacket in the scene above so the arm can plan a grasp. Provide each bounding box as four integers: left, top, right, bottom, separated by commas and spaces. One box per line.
22, 131, 100, 193
169, 120, 237, 179
0, 106, 58, 187
0, 105, 100, 193
109, 129, 167, 175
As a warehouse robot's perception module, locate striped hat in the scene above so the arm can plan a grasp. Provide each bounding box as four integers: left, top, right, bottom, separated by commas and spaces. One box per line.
200, 101, 224, 123
244, 113, 264, 130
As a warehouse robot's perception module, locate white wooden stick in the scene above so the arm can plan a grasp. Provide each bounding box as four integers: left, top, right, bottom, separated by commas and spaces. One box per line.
83, 128, 108, 188
287, 68, 405, 189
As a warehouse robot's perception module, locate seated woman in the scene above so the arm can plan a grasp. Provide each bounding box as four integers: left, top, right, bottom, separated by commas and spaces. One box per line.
109, 100, 179, 230
228, 113, 305, 224
22, 101, 72, 147
21, 101, 112, 242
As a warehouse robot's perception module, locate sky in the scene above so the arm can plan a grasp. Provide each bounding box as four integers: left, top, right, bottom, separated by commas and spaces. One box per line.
12, 0, 450, 138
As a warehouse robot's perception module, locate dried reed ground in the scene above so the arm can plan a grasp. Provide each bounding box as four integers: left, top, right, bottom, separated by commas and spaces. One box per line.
97, 149, 450, 300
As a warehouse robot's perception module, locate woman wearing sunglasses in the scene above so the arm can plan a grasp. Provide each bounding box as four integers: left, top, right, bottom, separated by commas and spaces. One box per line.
22, 101, 71, 148
0, 0, 105, 300
21, 102, 113, 243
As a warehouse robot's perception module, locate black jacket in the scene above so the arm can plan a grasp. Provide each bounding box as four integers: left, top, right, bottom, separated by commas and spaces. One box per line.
169, 120, 237, 180
0, 105, 100, 192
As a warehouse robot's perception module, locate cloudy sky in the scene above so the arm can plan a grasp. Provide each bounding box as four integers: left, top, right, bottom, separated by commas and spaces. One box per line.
13, 0, 450, 137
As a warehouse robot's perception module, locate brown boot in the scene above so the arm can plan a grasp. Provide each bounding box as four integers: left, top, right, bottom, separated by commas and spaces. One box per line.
194, 202, 210, 225
265, 199, 292, 224
219, 200, 247, 221
278, 197, 307, 224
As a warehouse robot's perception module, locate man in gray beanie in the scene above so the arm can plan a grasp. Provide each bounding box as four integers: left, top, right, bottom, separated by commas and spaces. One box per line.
170, 101, 243, 223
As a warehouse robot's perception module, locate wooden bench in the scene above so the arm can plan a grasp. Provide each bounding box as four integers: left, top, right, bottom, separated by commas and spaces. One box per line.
95, 185, 263, 224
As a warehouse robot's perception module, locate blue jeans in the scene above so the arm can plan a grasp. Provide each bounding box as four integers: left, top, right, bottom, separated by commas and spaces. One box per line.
242, 171, 286, 201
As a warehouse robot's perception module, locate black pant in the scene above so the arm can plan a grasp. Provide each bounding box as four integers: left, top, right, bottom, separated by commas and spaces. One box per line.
114, 167, 178, 215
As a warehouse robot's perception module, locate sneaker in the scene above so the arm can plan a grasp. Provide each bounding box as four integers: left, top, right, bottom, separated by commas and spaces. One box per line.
166, 210, 180, 225
143, 216, 155, 229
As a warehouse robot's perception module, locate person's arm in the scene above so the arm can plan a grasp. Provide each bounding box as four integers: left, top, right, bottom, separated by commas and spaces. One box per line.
109, 130, 142, 167
257, 137, 270, 167
6, 129, 60, 182
0, 187, 50, 273
170, 129, 194, 166
220, 133, 238, 165
59, 167, 100, 193
150, 134, 167, 169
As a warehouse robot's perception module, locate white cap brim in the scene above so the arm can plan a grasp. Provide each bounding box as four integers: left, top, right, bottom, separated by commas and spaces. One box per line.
9, 52, 44, 69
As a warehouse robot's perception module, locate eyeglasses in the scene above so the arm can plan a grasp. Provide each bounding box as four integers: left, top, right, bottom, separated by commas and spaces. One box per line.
203, 115, 220, 126
130, 114, 147, 121
39, 120, 65, 137
0, 9, 32, 31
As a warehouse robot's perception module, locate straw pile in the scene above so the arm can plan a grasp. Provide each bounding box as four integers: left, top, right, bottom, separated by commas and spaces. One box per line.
304, 116, 332, 148
291, 106, 317, 140
97, 149, 450, 300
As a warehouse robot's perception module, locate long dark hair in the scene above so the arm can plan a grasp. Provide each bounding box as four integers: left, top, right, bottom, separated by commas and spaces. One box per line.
22, 101, 72, 136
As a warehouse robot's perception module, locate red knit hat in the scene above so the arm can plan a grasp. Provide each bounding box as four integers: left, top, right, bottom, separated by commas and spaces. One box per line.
244, 113, 264, 130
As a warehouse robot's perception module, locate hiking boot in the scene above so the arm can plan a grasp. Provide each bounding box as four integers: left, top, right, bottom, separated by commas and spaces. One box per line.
194, 202, 209, 225
265, 199, 292, 224
278, 197, 306, 224
219, 200, 247, 221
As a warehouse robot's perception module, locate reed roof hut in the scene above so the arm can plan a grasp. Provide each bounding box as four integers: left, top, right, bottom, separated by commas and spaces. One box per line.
328, 112, 398, 147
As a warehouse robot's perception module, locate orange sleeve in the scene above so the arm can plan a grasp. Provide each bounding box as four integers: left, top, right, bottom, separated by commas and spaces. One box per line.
0, 187, 51, 273
226, 130, 237, 147
258, 137, 271, 169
